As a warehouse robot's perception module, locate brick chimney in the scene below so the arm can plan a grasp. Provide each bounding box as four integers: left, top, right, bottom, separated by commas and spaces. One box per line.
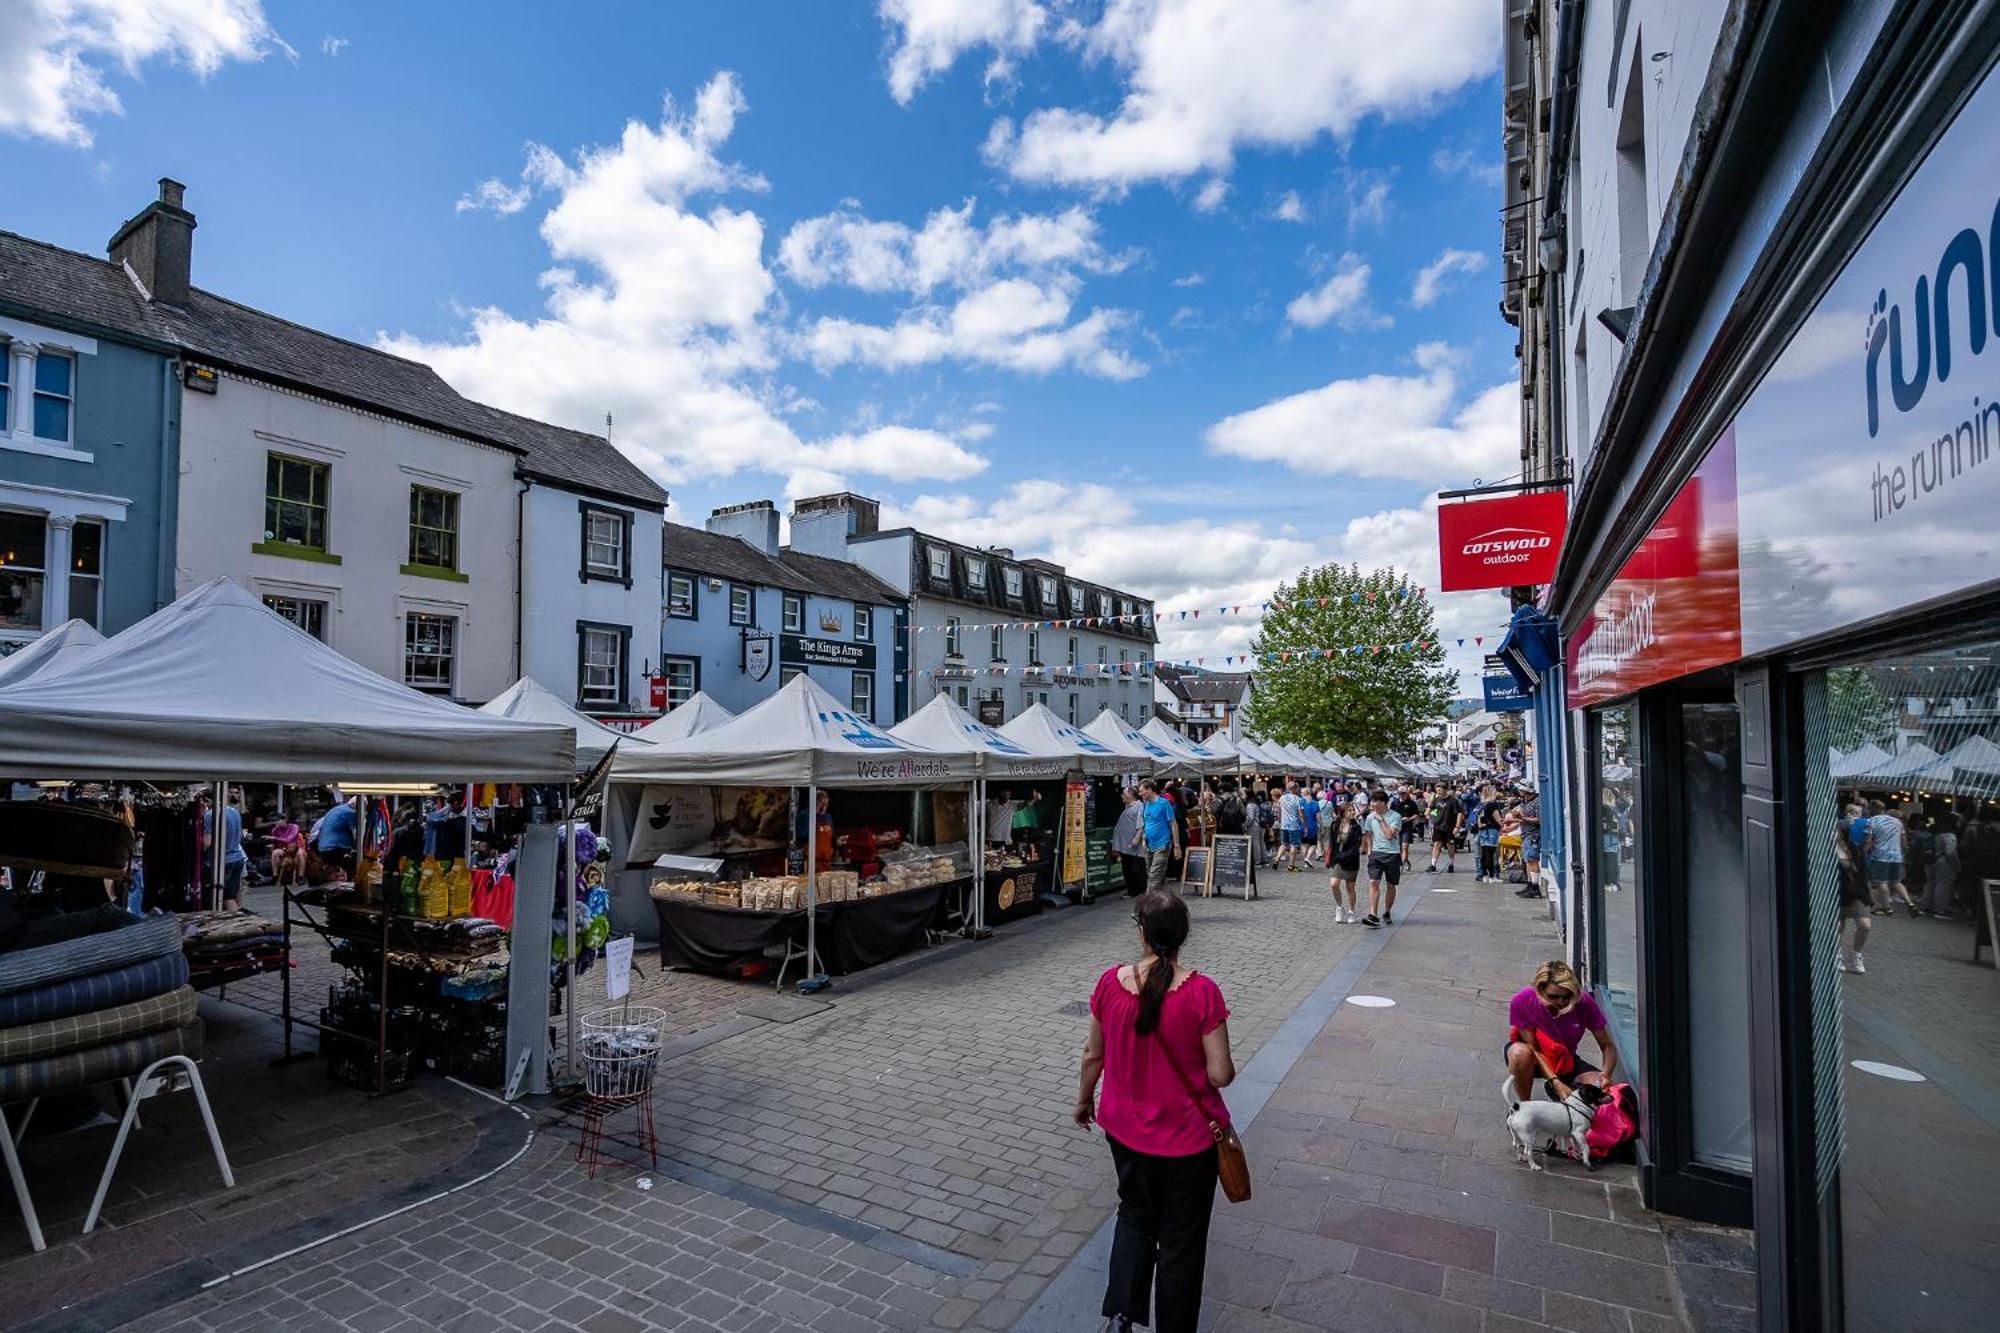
108, 178, 196, 306
706, 500, 780, 555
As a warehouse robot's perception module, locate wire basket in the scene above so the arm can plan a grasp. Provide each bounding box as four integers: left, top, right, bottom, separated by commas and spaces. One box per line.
578, 1005, 666, 1101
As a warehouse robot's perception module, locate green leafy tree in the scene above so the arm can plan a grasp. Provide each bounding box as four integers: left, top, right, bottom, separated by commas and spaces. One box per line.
1242, 563, 1457, 756
1825, 665, 1896, 751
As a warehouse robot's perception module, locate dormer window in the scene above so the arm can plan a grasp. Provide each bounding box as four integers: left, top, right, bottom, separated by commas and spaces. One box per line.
965, 557, 987, 591
1039, 575, 1057, 606
927, 546, 950, 580
1003, 566, 1022, 597
1098, 592, 1113, 618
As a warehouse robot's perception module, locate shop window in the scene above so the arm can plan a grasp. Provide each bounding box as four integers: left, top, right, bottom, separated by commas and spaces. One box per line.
264, 453, 329, 551
1806, 645, 2000, 1325
728, 584, 753, 626
661, 657, 697, 708
263, 594, 326, 641
577, 624, 626, 709
667, 572, 696, 618
68, 519, 102, 628
0, 510, 45, 632
1592, 701, 1643, 1086
407, 486, 459, 571
783, 593, 803, 633
850, 672, 873, 721
33, 350, 72, 442
581, 505, 630, 584
853, 603, 871, 641
403, 612, 456, 694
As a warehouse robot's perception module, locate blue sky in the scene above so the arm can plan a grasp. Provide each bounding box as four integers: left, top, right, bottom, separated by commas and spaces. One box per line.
1, 1, 1516, 667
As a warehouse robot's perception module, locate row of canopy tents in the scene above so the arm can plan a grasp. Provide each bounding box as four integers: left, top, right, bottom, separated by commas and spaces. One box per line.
1830, 736, 2000, 800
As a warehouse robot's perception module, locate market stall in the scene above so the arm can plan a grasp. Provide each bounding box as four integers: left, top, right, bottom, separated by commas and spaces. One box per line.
998, 705, 1126, 900
0, 619, 103, 688
1136, 717, 1234, 778
0, 579, 575, 1249
614, 676, 976, 985
479, 676, 638, 770
629, 691, 736, 744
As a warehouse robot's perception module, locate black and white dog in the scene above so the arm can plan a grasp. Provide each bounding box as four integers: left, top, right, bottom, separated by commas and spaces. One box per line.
1502, 1078, 1609, 1171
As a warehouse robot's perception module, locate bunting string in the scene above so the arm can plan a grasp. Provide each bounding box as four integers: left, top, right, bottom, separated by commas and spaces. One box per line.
916, 633, 1496, 679
901, 584, 1432, 639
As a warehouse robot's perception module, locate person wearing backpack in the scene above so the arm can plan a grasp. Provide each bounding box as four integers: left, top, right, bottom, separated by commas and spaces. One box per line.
1075, 891, 1237, 1333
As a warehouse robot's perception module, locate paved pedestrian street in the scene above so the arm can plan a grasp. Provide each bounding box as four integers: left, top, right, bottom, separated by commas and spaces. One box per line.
14, 869, 1751, 1333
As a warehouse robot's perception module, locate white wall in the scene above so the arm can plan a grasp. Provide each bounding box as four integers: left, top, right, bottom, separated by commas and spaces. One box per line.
176, 372, 518, 702
1564, 0, 1729, 460
520, 481, 664, 712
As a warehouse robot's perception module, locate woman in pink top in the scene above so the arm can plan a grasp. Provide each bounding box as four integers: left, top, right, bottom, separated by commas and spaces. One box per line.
1074, 891, 1236, 1333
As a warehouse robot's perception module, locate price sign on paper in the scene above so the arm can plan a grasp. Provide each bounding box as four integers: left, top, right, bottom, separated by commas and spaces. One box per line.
605, 934, 635, 1001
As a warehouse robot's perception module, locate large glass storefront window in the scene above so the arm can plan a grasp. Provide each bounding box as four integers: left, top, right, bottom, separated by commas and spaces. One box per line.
1680, 702, 1751, 1171
1807, 645, 2000, 1328
1594, 704, 1643, 1088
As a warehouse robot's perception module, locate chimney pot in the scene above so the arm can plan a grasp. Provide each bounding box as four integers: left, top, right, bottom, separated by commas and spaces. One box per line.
158, 178, 186, 208
108, 178, 196, 306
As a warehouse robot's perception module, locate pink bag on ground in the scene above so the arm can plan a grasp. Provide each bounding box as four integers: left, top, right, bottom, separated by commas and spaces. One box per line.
1585, 1083, 1640, 1161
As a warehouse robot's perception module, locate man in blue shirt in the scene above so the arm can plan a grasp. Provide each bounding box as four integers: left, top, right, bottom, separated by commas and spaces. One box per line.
203, 788, 248, 911
1139, 779, 1180, 890
315, 795, 359, 881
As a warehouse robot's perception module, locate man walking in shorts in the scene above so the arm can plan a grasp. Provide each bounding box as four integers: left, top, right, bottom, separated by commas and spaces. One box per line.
1428, 787, 1462, 874
1277, 780, 1305, 872
1362, 789, 1404, 928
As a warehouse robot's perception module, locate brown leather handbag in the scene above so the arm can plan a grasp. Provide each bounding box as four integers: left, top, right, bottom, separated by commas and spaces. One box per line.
1153, 1031, 1252, 1202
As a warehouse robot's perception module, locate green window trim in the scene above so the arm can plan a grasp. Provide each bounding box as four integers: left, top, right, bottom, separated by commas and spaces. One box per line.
251, 539, 342, 565
399, 562, 470, 584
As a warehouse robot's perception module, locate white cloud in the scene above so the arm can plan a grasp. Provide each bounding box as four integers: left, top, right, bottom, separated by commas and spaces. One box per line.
1204, 342, 1518, 482
1191, 178, 1230, 213
0, 0, 291, 147
978, 0, 1496, 190
385, 73, 988, 494
1171, 271, 1205, 288
879, 0, 1046, 104
1410, 247, 1487, 307
777, 199, 1129, 294
1431, 142, 1503, 187
780, 198, 1143, 378
320, 34, 347, 57
1284, 253, 1388, 331
1345, 171, 1393, 229
1271, 189, 1306, 223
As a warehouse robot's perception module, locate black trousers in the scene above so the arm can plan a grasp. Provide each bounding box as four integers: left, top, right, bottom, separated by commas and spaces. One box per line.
1103, 1134, 1218, 1332
1121, 854, 1147, 897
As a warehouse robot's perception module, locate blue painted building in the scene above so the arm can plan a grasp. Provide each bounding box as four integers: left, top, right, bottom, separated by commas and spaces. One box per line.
0, 188, 186, 647
661, 501, 905, 721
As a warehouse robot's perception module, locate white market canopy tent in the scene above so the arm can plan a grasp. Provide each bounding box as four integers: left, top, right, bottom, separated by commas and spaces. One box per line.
630, 691, 736, 744
610, 673, 973, 788
1084, 709, 1181, 772
1857, 743, 1942, 784
999, 703, 1128, 777
0, 619, 104, 688
1831, 744, 1892, 781
1135, 718, 1231, 777
1192, 730, 1247, 774
479, 676, 636, 772
890, 693, 1069, 779
0, 579, 576, 782
1233, 737, 1282, 770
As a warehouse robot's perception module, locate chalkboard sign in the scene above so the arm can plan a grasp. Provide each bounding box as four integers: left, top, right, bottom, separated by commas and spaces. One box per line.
1180, 845, 1213, 892
1210, 835, 1252, 899
1978, 878, 2000, 970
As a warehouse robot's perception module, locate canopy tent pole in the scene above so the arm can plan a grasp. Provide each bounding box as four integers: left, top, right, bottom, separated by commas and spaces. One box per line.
210, 780, 227, 912
563, 786, 578, 1083
973, 777, 985, 934
805, 780, 820, 986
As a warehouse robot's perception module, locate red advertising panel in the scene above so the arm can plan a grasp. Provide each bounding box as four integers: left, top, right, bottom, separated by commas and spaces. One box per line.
1436, 490, 1568, 591
649, 676, 668, 711
1567, 429, 1743, 707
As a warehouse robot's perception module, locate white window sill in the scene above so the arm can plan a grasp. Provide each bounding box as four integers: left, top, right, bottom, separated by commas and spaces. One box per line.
2, 435, 92, 463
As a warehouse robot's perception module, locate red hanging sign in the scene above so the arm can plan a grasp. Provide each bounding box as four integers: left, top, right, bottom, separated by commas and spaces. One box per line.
1436, 491, 1568, 591
648, 676, 668, 711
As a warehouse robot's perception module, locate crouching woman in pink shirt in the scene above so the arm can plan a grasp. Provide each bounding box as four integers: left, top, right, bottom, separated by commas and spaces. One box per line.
1074, 890, 1236, 1333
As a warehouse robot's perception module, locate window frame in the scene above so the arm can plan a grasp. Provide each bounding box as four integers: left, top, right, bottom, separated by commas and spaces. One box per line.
1039, 575, 1058, 608
402, 611, 458, 695
666, 571, 698, 619
1028, 627, 1041, 665
661, 655, 699, 709
1003, 566, 1023, 598
0, 509, 47, 635
945, 616, 963, 658
31, 349, 73, 444
579, 502, 633, 587
779, 665, 806, 689
576, 620, 631, 711
1067, 635, 1078, 667
264, 452, 331, 553
782, 592, 804, 634
262, 593, 327, 642
853, 603, 872, 641
926, 545, 950, 581
406, 484, 460, 573
728, 583, 754, 627
990, 624, 1006, 662
850, 671, 874, 721
964, 556, 988, 592
67, 517, 103, 629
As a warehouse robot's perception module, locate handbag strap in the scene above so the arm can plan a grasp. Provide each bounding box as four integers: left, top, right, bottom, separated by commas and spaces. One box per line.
1139, 972, 1226, 1142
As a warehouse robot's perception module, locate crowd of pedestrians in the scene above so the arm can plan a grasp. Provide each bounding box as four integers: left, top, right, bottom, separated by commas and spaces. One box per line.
1834, 791, 1998, 974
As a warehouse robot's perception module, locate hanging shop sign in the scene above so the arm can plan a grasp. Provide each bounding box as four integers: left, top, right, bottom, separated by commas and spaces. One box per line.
1482, 655, 1532, 712
741, 630, 773, 681
1569, 63, 2000, 706
779, 634, 876, 671
648, 676, 668, 711
976, 698, 1006, 726
1436, 490, 1568, 591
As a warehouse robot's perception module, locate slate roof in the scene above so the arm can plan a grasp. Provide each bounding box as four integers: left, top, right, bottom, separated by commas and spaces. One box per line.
663, 524, 904, 605
0, 228, 668, 507
1155, 666, 1252, 705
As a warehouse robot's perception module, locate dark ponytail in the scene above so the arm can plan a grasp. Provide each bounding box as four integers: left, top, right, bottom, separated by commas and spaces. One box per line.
1132, 890, 1191, 1036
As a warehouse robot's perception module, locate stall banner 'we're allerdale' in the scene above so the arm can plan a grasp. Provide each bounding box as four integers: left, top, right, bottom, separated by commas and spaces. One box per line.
1569, 61, 2000, 705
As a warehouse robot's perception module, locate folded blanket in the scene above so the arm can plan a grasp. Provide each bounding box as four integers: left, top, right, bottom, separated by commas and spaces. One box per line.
0, 1019, 204, 1102
0, 912, 181, 997
0, 985, 198, 1063
0, 952, 188, 1027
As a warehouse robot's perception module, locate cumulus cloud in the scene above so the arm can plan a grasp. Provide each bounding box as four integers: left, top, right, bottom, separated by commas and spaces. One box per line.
1410, 247, 1487, 307
879, 0, 1046, 104
385, 73, 987, 494
1284, 253, 1388, 331
1271, 189, 1306, 223
780, 198, 1144, 378
1191, 178, 1230, 213
1171, 271, 1205, 288
320, 34, 347, 57
974, 0, 1496, 191
1344, 171, 1393, 229
0, 0, 291, 147
1204, 342, 1518, 482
